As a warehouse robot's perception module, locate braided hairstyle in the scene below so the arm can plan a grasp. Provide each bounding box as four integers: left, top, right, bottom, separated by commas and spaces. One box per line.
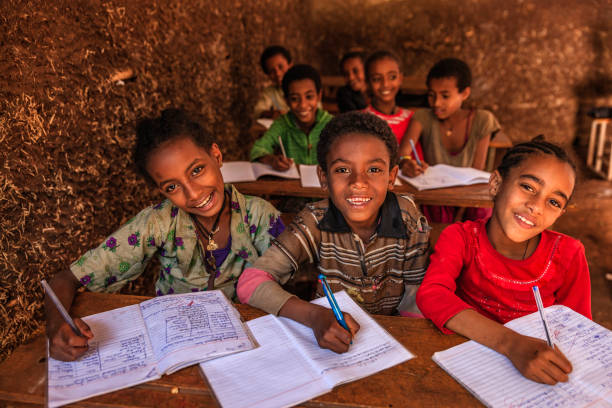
317, 111, 398, 172
133, 109, 215, 186
497, 136, 576, 179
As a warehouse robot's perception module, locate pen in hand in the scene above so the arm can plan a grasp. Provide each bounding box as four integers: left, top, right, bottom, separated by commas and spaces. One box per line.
318, 274, 352, 339
409, 139, 423, 167
42, 279, 83, 337
532, 285, 554, 347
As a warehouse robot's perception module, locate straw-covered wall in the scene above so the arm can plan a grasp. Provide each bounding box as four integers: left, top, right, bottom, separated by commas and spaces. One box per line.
0, 0, 312, 361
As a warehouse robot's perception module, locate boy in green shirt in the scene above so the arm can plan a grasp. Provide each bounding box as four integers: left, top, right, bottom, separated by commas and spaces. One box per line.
250, 64, 333, 171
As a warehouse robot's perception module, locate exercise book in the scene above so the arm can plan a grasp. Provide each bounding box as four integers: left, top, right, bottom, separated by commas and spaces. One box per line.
433, 305, 612, 408
200, 291, 414, 408
398, 164, 490, 190
47, 290, 255, 408
221, 161, 300, 183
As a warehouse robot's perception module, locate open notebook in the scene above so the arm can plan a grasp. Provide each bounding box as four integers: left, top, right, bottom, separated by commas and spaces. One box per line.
221, 161, 300, 183
398, 164, 490, 190
433, 306, 612, 408
200, 291, 413, 408
47, 291, 256, 408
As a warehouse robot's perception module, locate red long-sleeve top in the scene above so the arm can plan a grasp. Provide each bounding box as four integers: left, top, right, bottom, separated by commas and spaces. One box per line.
416, 220, 591, 334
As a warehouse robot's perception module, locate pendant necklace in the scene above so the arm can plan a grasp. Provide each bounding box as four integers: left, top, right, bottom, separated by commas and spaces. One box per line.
192, 191, 227, 252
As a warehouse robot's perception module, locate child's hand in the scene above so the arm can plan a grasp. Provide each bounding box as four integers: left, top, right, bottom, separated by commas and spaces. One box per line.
506, 332, 572, 385
261, 154, 293, 171
400, 157, 428, 177
309, 306, 360, 353
48, 318, 94, 361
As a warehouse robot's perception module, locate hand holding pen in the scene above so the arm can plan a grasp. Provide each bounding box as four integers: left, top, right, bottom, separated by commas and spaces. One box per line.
43, 279, 93, 361
400, 139, 428, 177
314, 274, 360, 353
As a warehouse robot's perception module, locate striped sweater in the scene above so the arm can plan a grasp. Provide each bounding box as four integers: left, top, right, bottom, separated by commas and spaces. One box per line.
241, 192, 430, 315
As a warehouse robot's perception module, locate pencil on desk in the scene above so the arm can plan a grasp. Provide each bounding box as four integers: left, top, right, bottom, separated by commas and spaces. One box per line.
532, 285, 553, 347
42, 279, 83, 337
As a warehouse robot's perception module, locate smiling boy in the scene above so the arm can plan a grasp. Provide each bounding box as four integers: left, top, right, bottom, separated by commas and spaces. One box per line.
250, 64, 333, 171
239, 112, 430, 353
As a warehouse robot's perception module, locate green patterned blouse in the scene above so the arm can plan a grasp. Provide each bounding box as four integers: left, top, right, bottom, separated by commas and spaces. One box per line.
71, 185, 285, 300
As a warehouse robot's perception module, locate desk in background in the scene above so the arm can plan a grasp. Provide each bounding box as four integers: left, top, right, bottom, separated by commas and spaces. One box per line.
234, 179, 493, 208
0, 291, 481, 407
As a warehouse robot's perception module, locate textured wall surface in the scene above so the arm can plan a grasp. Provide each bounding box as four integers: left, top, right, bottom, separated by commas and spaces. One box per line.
311, 0, 612, 145
1, 0, 611, 361
0, 0, 312, 361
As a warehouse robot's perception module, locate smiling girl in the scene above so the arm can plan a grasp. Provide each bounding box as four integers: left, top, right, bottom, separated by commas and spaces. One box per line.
416, 138, 591, 385
45, 109, 285, 361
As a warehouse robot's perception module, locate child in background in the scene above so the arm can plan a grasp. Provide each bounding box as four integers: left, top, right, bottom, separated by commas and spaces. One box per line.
416, 138, 591, 385
253, 45, 292, 119
250, 64, 333, 171
336, 51, 368, 113
239, 112, 430, 353
363, 50, 415, 148
46, 109, 285, 361
399, 58, 501, 223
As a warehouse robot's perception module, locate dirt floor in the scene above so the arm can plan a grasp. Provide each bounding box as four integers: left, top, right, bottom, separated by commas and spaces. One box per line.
554, 145, 612, 329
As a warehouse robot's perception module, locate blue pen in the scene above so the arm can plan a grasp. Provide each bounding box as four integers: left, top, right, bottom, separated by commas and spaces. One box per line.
409, 139, 423, 167
318, 274, 351, 334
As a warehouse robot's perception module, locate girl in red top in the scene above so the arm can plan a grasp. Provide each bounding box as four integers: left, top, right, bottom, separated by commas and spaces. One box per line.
416, 137, 591, 386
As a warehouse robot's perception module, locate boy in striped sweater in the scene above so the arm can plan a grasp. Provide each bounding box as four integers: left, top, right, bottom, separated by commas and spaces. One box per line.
238, 111, 430, 353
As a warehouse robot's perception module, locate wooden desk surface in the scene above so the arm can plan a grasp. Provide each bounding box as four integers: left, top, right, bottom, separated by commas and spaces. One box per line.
489, 132, 512, 149
234, 179, 494, 208
0, 292, 481, 407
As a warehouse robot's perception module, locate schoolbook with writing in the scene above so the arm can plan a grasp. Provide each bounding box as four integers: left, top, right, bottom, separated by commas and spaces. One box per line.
47, 290, 256, 408
432, 305, 612, 408
221, 161, 300, 183
200, 291, 414, 408
398, 164, 490, 190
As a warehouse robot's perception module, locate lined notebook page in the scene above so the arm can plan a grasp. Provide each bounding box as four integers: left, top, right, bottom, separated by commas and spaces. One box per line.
283, 291, 414, 387
48, 304, 159, 408
433, 305, 612, 408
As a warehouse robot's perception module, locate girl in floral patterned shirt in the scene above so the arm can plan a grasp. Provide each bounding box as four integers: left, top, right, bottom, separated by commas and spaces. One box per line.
45, 109, 285, 361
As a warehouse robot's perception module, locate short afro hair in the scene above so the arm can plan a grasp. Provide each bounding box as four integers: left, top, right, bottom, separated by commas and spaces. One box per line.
339, 51, 365, 72
365, 50, 402, 80
426, 58, 472, 92
317, 111, 398, 172
259, 45, 292, 74
281, 64, 322, 97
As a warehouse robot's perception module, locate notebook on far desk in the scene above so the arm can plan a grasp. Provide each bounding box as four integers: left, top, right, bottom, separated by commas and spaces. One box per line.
398, 164, 491, 191
221, 161, 300, 183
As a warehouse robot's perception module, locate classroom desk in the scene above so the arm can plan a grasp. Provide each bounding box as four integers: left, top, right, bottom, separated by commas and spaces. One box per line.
486, 132, 513, 171
0, 291, 482, 407
234, 179, 494, 208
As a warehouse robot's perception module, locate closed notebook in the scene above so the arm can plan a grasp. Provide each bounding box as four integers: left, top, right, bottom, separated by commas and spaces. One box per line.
432, 305, 612, 408
47, 290, 256, 408
398, 164, 490, 190
221, 161, 300, 183
200, 291, 414, 408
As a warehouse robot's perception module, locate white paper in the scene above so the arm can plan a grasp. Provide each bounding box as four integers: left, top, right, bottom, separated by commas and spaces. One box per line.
140, 291, 255, 374
299, 164, 321, 188
256, 118, 274, 129
200, 291, 413, 408
221, 161, 300, 183
433, 305, 612, 408
398, 164, 490, 190
48, 305, 159, 408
